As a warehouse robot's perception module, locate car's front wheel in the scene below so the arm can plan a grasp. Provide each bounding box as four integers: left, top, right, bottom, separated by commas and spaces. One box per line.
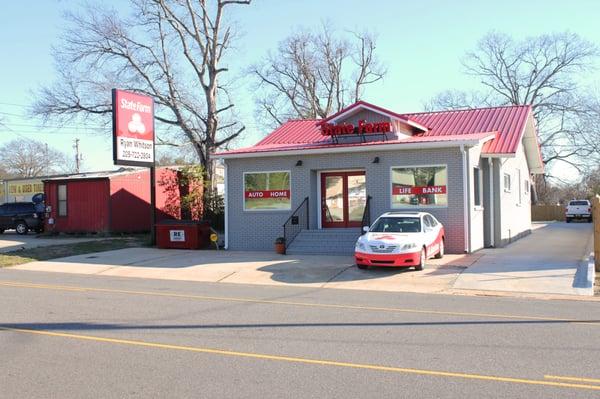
15, 221, 28, 235
415, 248, 426, 271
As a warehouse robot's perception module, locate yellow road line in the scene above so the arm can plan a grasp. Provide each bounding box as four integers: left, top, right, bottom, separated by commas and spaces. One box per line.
545, 375, 600, 384
0, 280, 598, 325
1, 326, 599, 392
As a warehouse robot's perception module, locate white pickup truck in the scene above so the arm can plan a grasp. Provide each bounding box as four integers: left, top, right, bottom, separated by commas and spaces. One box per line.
565, 200, 592, 223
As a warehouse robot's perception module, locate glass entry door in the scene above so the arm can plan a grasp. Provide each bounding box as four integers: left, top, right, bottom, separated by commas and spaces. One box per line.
321, 171, 366, 228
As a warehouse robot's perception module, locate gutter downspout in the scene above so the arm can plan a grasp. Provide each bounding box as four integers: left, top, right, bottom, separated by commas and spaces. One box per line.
461, 145, 470, 253
223, 160, 229, 250
488, 158, 495, 247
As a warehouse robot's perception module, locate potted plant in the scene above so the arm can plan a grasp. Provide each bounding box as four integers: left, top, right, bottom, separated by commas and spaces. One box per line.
274, 237, 286, 254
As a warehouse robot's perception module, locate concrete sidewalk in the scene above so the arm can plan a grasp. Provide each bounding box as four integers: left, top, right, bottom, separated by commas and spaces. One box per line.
453, 222, 594, 296
11, 247, 479, 294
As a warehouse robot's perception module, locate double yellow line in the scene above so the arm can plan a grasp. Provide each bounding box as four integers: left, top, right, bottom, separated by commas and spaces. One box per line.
2, 280, 600, 391
1, 326, 599, 392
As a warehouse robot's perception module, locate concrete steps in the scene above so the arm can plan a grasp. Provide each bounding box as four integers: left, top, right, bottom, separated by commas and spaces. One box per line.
286, 229, 361, 255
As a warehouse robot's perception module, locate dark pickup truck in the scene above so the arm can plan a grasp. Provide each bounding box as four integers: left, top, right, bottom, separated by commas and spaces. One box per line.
0, 202, 44, 234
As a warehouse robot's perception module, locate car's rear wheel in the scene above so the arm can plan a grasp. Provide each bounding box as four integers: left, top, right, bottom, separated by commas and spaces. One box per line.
15, 221, 28, 235
588, 218, 593, 223
415, 248, 426, 271
357, 264, 368, 270
434, 239, 444, 259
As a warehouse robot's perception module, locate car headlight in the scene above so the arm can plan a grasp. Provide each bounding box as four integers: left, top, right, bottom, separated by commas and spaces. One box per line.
401, 242, 417, 251
355, 241, 366, 251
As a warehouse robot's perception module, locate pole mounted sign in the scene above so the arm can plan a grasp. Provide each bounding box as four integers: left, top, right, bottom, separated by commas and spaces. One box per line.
112, 89, 155, 166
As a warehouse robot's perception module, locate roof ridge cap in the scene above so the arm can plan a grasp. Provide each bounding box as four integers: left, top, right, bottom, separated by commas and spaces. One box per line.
405, 104, 531, 116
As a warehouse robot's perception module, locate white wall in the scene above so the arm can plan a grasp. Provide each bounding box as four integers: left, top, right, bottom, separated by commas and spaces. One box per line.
498, 144, 532, 244
468, 144, 485, 251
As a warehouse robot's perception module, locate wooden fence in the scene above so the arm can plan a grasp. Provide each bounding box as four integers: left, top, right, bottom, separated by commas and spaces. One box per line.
531, 205, 565, 221
593, 196, 600, 272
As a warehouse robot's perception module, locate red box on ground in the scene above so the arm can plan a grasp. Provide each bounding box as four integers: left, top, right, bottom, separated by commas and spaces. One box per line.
156, 220, 210, 249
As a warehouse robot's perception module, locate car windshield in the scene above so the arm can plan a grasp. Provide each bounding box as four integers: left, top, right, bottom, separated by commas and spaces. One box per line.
569, 201, 588, 206
370, 217, 421, 233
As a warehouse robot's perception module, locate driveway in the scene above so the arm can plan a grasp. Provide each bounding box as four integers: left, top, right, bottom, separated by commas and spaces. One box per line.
0, 232, 102, 253
11, 248, 480, 294
453, 222, 594, 296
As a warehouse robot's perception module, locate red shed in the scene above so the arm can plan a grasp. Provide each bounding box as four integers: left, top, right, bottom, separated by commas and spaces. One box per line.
43, 167, 183, 233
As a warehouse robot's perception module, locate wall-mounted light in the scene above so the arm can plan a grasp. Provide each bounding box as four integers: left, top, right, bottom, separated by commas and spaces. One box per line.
295, 160, 303, 166
372, 157, 380, 164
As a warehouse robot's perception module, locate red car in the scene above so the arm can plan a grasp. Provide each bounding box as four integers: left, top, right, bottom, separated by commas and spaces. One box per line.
355, 212, 445, 270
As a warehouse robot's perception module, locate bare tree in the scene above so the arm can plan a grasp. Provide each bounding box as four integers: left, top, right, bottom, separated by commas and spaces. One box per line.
252, 27, 386, 127
0, 139, 75, 177
427, 32, 599, 174
33, 0, 250, 185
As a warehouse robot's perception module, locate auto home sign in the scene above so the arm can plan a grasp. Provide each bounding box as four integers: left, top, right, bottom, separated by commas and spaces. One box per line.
112, 89, 155, 166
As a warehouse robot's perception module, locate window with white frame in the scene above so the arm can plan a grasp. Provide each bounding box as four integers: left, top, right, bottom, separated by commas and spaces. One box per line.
473, 167, 482, 207
391, 165, 447, 208
58, 184, 67, 216
243, 171, 291, 211
503, 173, 511, 193
517, 169, 522, 204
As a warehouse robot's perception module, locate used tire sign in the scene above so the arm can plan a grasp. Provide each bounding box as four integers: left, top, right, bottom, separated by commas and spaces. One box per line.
112, 89, 155, 166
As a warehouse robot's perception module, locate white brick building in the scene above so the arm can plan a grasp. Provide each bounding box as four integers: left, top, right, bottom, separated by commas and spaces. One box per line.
216, 101, 544, 254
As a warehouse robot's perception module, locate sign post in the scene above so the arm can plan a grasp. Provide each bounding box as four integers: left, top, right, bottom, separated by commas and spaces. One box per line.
112, 89, 157, 245
593, 195, 600, 272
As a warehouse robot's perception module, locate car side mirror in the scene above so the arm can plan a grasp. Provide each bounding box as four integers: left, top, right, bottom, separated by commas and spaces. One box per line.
362, 226, 369, 233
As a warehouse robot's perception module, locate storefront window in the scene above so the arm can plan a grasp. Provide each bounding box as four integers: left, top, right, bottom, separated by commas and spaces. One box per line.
244, 171, 291, 211
391, 166, 447, 207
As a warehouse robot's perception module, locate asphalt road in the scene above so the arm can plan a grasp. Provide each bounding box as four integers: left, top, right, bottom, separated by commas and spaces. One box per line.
1, 268, 599, 398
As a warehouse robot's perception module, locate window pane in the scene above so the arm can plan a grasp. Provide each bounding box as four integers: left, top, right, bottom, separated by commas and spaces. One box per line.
58, 201, 67, 216
391, 166, 447, 207
474, 167, 481, 206
244, 171, 291, 211
58, 185, 67, 200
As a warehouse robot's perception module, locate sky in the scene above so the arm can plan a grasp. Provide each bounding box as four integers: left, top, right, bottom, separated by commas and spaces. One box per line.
1, 0, 600, 180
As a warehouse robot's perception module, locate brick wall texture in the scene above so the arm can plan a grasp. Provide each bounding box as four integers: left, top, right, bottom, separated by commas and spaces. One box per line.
225, 146, 469, 253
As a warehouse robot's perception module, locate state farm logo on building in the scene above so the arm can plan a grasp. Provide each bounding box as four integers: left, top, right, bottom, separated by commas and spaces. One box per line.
112, 89, 155, 166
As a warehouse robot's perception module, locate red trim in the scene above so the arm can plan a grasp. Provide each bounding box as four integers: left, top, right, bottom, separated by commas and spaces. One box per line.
321, 171, 365, 228
355, 251, 421, 267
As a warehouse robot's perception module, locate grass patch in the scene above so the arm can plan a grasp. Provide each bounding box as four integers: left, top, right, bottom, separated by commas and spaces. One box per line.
0, 237, 148, 268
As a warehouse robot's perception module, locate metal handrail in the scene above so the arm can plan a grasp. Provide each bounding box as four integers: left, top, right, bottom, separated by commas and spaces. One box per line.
360, 195, 372, 234
283, 196, 309, 246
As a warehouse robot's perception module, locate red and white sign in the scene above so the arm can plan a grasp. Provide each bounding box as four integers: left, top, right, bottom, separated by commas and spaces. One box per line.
392, 185, 447, 195
112, 89, 155, 166
244, 190, 290, 199
321, 119, 391, 136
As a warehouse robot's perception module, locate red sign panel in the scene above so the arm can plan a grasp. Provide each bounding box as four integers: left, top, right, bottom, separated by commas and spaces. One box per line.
112, 89, 155, 166
321, 119, 391, 136
392, 185, 447, 195
244, 190, 290, 199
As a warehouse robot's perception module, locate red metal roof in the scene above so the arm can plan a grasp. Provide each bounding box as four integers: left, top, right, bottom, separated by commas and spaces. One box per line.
404, 105, 532, 155
216, 103, 533, 157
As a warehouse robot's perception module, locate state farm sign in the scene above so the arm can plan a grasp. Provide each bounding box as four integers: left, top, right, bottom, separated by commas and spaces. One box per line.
112, 89, 155, 166
321, 119, 391, 136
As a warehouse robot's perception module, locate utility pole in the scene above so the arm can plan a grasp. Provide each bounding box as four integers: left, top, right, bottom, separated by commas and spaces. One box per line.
73, 138, 81, 173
